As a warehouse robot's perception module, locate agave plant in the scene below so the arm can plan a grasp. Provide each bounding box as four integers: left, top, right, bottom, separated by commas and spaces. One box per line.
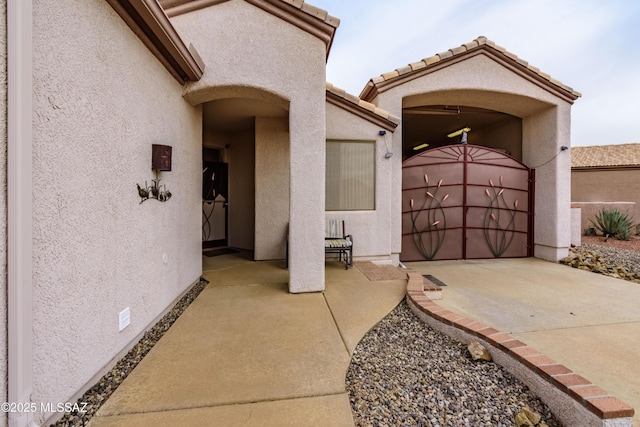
590, 208, 634, 241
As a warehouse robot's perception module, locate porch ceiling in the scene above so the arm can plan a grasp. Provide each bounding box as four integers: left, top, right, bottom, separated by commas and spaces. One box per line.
402, 105, 513, 159
203, 98, 288, 132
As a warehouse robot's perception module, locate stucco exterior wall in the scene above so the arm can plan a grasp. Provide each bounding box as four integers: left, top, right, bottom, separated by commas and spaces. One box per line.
32, 0, 201, 422
228, 128, 256, 251
471, 117, 522, 160
0, 0, 8, 424
255, 117, 290, 260
572, 168, 640, 229
373, 54, 574, 261
173, 0, 327, 292
325, 102, 395, 260
522, 105, 572, 260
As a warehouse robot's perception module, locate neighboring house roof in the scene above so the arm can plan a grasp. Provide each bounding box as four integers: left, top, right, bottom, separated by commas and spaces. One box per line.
326, 83, 400, 131
571, 143, 640, 169
159, 0, 339, 57
360, 36, 582, 104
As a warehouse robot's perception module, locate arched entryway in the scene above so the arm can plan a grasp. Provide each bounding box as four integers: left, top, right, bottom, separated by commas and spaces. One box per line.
401, 144, 533, 261
200, 87, 290, 261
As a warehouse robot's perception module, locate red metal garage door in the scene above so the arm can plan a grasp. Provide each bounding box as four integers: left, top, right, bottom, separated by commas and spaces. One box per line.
401, 145, 534, 261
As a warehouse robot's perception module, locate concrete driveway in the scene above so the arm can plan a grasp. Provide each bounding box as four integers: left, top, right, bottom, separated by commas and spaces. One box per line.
406, 258, 640, 426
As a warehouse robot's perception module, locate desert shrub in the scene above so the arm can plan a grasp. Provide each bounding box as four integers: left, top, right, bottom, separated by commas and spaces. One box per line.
590, 208, 634, 240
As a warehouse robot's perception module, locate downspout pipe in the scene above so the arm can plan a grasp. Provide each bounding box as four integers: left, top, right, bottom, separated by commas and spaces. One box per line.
7, 0, 34, 426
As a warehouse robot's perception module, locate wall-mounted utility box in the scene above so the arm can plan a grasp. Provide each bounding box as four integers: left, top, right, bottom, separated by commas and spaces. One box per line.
119, 307, 131, 331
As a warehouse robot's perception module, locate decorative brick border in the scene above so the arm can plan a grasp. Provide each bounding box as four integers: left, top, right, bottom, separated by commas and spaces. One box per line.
405, 270, 634, 427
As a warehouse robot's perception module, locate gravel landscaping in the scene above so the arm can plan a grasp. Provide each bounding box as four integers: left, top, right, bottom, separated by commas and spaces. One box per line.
346, 301, 560, 427
560, 240, 640, 283
52, 277, 209, 427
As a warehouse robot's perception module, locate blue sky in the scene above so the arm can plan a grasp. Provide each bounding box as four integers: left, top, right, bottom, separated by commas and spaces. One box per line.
310, 0, 640, 146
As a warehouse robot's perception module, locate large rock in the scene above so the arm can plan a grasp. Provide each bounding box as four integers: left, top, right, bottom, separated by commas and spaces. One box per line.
467, 340, 492, 361
515, 406, 548, 427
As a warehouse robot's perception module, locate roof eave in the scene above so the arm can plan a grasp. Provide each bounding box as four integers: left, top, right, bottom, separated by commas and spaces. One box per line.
164, 0, 339, 60
572, 165, 640, 171
360, 42, 581, 104
107, 0, 205, 84
326, 91, 399, 132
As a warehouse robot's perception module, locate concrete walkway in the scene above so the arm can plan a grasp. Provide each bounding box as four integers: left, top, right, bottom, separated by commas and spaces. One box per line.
88, 254, 406, 427
407, 258, 640, 426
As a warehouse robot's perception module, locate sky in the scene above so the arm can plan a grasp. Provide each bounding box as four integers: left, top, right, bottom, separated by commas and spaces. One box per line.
309, 0, 640, 147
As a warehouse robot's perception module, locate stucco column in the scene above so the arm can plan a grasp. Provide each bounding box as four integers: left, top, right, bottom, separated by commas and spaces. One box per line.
376, 96, 403, 266
523, 106, 572, 261
288, 96, 325, 293
7, 0, 34, 426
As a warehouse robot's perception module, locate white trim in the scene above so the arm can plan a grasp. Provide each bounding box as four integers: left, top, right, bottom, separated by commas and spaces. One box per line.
7, 0, 34, 426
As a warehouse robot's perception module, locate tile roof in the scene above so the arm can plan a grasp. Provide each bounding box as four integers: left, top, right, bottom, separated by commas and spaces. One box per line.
160, 0, 339, 56
571, 143, 640, 168
280, 0, 340, 28
161, 0, 339, 27
360, 36, 582, 102
326, 82, 400, 131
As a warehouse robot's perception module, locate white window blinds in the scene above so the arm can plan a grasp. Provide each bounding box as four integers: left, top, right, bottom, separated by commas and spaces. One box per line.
326, 141, 375, 211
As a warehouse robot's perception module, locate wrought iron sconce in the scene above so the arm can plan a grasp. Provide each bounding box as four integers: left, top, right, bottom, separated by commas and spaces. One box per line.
137, 144, 173, 204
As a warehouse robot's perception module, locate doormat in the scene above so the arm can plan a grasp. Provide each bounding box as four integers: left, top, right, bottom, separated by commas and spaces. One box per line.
422, 274, 447, 286
355, 262, 408, 281
203, 248, 239, 257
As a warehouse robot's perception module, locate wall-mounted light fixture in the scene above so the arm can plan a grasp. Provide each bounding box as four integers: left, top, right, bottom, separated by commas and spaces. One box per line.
137, 144, 173, 204
380, 130, 394, 158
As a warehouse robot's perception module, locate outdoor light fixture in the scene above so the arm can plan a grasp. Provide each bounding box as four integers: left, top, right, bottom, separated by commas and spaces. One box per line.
447, 127, 471, 138
412, 143, 429, 151
380, 130, 394, 158
561, 146, 569, 151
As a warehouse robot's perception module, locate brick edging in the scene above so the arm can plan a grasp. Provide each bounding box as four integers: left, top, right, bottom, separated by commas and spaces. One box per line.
405, 269, 634, 425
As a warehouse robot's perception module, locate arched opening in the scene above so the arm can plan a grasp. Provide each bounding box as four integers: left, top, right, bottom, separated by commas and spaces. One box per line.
402, 104, 522, 160
201, 88, 290, 261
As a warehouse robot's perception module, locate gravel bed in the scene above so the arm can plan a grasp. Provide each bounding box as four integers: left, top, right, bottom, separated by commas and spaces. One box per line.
580, 243, 640, 274
52, 277, 209, 427
346, 301, 561, 427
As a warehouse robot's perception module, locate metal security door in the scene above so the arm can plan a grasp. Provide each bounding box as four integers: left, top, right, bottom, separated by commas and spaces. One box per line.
401, 145, 533, 261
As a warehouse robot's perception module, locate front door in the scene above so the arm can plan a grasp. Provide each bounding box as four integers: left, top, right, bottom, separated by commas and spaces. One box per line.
401, 145, 533, 261
203, 154, 228, 248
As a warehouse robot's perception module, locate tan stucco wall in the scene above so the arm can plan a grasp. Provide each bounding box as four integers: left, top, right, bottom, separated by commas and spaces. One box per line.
325, 102, 396, 261
374, 54, 574, 261
0, 0, 8, 424
471, 117, 522, 160
228, 128, 256, 251
173, 0, 327, 291
572, 168, 640, 229
32, 0, 202, 422
255, 117, 290, 260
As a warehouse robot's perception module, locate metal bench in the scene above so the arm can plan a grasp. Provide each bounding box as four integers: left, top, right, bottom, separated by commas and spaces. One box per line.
285, 220, 353, 270
325, 219, 353, 270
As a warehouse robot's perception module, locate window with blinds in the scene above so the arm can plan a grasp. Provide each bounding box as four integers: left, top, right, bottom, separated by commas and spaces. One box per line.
326, 140, 375, 211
